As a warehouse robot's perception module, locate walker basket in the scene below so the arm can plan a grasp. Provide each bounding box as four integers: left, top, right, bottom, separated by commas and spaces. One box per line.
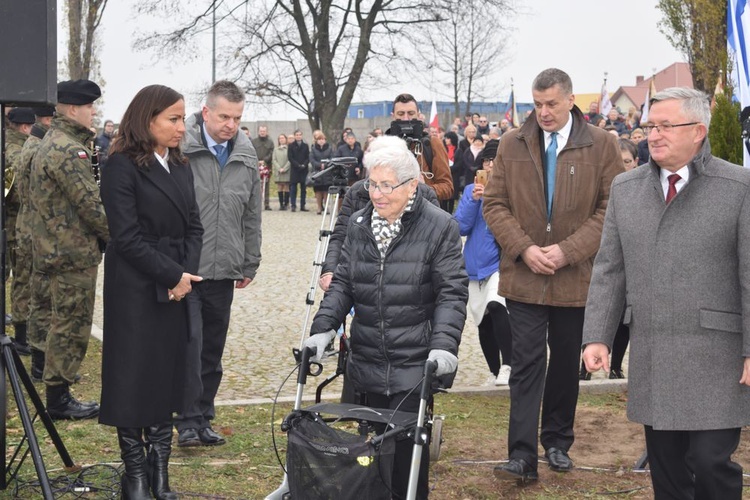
285, 408, 398, 500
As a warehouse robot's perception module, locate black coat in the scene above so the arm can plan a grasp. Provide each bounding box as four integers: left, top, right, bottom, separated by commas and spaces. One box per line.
287, 140, 310, 184
99, 153, 203, 428
321, 180, 439, 275
310, 143, 334, 189
311, 192, 468, 395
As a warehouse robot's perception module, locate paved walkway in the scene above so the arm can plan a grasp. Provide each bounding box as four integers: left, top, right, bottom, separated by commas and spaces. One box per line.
91, 195, 625, 405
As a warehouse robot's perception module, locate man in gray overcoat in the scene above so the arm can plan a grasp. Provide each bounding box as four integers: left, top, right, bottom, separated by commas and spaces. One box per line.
582, 87, 750, 499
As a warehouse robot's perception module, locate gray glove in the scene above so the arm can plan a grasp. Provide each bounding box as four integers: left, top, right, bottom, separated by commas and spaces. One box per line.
428, 349, 458, 377
302, 330, 337, 362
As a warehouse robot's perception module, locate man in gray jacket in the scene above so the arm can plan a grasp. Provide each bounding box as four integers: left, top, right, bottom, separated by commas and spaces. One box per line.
177, 80, 262, 447
582, 87, 750, 499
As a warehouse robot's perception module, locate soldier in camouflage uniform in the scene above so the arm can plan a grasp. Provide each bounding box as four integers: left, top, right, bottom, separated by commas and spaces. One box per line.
29, 80, 109, 420
17, 106, 55, 380
4, 108, 35, 355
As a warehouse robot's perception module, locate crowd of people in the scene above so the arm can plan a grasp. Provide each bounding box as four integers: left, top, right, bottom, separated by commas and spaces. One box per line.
3, 65, 749, 500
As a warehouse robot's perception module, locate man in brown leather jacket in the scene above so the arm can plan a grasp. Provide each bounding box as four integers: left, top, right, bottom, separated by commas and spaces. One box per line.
387, 93, 453, 201
483, 68, 623, 484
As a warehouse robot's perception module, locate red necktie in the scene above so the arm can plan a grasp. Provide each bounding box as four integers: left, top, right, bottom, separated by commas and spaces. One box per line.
665, 174, 681, 204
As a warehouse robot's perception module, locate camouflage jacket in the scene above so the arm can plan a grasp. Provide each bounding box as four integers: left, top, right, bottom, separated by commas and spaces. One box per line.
16, 123, 48, 249
29, 116, 109, 272
4, 128, 24, 225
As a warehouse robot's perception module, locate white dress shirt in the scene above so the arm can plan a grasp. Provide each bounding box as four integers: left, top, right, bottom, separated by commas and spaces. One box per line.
659, 165, 690, 199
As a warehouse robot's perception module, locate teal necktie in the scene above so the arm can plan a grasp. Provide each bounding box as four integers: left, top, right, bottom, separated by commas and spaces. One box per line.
213, 144, 229, 169
546, 132, 558, 219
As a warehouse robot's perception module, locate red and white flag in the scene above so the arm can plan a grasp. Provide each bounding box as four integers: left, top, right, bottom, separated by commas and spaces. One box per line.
429, 99, 439, 129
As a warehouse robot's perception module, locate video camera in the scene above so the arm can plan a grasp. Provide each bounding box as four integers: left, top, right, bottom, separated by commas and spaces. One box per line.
310, 157, 359, 187
388, 119, 425, 144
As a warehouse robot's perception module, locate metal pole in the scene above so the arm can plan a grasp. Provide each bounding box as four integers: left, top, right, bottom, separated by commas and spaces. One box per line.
212, 0, 216, 84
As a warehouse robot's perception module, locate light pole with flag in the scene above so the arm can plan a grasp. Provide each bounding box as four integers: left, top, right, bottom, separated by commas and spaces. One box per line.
504, 80, 520, 128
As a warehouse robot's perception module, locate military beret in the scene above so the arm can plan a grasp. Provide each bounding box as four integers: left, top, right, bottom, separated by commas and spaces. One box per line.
8, 107, 35, 124
32, 106, 55, 117
57, 79, 101, 105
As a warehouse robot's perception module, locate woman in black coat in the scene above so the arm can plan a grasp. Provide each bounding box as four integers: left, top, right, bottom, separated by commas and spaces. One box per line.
100, 85, 203, 500
305, 135, 468, 499
310, 130, 334, 214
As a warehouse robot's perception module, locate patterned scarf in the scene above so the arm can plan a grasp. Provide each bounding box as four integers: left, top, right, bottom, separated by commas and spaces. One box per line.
371, 192, 416, 258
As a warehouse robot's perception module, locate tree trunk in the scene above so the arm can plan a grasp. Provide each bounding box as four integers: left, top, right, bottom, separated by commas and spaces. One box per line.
67, 0, 84, 79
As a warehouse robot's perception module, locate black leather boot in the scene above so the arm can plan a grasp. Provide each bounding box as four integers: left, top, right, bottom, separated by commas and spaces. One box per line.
117, 428, 151, 500
278, 192, 285, 210
31, 348, 45, 382
145, 422, 177, 500
12, 323, 31, 356
284, 192, 290, 209
45, 384, 99, 420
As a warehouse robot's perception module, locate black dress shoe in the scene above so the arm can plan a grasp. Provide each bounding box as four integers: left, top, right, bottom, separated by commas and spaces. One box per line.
198, 427, 226, 446
609, 368, 625, 379
493, 458, 538, 484
177, 428, 202, 447
545, 447, 574, 472
299, 207, 309, 212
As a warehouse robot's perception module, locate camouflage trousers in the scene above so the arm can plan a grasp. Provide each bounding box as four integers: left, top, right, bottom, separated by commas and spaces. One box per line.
43, 266, 97, 387
28, 270, 52, 351
10, 241, 31, 323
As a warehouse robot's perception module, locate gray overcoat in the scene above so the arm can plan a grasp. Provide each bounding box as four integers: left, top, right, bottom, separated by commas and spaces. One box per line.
582, 140, 750, 431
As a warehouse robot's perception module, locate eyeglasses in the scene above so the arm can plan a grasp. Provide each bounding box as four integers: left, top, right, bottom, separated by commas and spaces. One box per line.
479, 120, 488, 123
642, 122, 698, 135
364, 178, 414, 194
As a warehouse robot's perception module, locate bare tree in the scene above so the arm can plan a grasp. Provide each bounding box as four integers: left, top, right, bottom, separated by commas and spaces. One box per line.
134, 0, 444, 140
64, 0, 109, 80
424, 0, 515, 118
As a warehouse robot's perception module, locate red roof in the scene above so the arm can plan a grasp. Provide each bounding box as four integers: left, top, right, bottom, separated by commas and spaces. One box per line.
612, 62, 694, 108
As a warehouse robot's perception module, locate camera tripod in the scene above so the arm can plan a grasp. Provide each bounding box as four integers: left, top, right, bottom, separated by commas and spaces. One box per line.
297, 182, 349, 350
1, 104, 77, 499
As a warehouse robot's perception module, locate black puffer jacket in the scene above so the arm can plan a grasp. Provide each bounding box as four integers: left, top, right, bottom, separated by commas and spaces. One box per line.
321, 180, 440, 275
311, 191, 468, 396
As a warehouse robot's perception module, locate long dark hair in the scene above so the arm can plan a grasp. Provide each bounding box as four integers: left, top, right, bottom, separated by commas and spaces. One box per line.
110, 85, 187, 169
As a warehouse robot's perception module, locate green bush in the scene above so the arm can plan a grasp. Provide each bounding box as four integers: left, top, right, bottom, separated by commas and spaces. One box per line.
709, 93, 743, 165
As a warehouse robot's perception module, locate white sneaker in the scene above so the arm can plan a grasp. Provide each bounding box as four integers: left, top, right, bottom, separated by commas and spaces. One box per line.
484, 372, 497, 386
495, 365, 511, 386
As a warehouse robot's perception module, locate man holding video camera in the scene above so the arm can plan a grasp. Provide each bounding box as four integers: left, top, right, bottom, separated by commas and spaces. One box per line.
386, 93, 453, 201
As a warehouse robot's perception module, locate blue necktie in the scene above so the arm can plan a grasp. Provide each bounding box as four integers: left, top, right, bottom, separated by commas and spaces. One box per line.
546, 132, 558, 219
213, 144, 229, 169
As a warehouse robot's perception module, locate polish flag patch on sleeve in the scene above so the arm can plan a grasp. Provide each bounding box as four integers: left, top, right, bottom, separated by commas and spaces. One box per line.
77, 151, 89, 159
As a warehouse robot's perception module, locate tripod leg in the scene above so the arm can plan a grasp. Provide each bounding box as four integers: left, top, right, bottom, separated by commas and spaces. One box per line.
2, 339, 55, 498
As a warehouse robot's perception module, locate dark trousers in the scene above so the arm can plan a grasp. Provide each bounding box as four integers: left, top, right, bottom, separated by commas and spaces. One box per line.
366, 392, 430, 500
477, 301, 512, 375
505, 300, 584, 468
610, 322, 630, 372
176, 279, 235, 431
644, 426, 742, 500
289, 181, 306, 208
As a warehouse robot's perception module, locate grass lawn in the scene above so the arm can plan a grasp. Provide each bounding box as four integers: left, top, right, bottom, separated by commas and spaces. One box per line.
0, 336, 654, 499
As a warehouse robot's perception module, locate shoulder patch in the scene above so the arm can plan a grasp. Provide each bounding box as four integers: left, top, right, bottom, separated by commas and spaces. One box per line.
77, 151, 89, 159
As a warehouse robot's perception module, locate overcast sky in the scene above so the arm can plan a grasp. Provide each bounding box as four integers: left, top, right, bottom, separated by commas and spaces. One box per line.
58, 0, 685, 122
